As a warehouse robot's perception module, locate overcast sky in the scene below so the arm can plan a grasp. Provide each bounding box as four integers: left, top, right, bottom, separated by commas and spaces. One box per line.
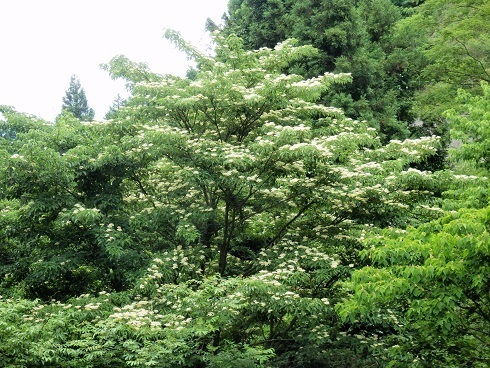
0, 0, 229, 121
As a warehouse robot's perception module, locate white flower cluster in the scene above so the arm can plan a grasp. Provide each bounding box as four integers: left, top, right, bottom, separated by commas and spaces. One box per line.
10, 154, 25, 160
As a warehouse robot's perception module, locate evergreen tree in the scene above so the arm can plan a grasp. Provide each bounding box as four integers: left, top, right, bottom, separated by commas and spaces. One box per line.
61, 75, 95, 121
104, 93, 126, 120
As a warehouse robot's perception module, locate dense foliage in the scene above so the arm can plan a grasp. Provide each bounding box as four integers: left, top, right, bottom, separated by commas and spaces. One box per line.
222, 0, 413, 142
339, 68, 490, 368
221, 0, 489, 170
0, 1, 488, 366
339, 206, 490, 367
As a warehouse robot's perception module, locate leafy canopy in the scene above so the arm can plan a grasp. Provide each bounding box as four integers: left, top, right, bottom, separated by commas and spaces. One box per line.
339, 206, 490, 367
0, 29, 457, 367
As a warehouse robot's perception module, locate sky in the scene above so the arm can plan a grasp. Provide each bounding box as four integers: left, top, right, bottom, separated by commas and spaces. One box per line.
0, 0, 229, 121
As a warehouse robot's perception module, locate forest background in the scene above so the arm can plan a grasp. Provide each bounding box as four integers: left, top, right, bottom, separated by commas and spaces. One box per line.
0, 0, 489, 367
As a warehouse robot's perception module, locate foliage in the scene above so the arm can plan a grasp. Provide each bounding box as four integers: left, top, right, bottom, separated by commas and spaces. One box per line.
0, 105, 46, 141
221, 0, 415, 142
0, 0, 487, 363
445, 81, 490, 170
395, 0, 490, 129
61, 75, 95, 121
338, 206, 490, 367
0, 110, 148, 299
337, 54, 490, 367
421, 0, 490, 88
0, 30, 462, 366
100, 55, 162, 90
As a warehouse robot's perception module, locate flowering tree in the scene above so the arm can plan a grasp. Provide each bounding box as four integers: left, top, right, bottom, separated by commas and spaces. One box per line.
0, 31, 451, 366
101, 30, 444, 278
92, 31, 446, 364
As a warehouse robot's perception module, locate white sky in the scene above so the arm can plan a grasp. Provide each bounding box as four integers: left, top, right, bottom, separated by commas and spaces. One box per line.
0, 0, 229, 121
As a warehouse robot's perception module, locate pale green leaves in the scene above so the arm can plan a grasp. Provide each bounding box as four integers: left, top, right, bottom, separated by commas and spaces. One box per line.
338, 206, 490, 364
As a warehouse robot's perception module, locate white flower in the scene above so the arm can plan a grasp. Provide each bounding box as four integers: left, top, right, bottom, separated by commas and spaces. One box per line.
321, 298, 330, 305
150, 321, 162, 328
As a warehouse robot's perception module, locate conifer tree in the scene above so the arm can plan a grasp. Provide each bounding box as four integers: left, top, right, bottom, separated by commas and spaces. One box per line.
104, 93, 126, 120
61, 75, 95, 121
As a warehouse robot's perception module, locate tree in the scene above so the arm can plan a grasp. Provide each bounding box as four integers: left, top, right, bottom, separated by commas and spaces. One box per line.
104, 93, 127, 120
222, 0, 291, 50
393, 0, 490, 130
94, 30, 448, 365
445, 82, 490, 170
338, 206, 490, 367
0, 105, 45, 140
221, 0, 413, 142
421, 0, 490, 89
61, 75, 95, 121
0, 31, 454, 366
337, 83, 490, 365
0, 110, 148, 300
